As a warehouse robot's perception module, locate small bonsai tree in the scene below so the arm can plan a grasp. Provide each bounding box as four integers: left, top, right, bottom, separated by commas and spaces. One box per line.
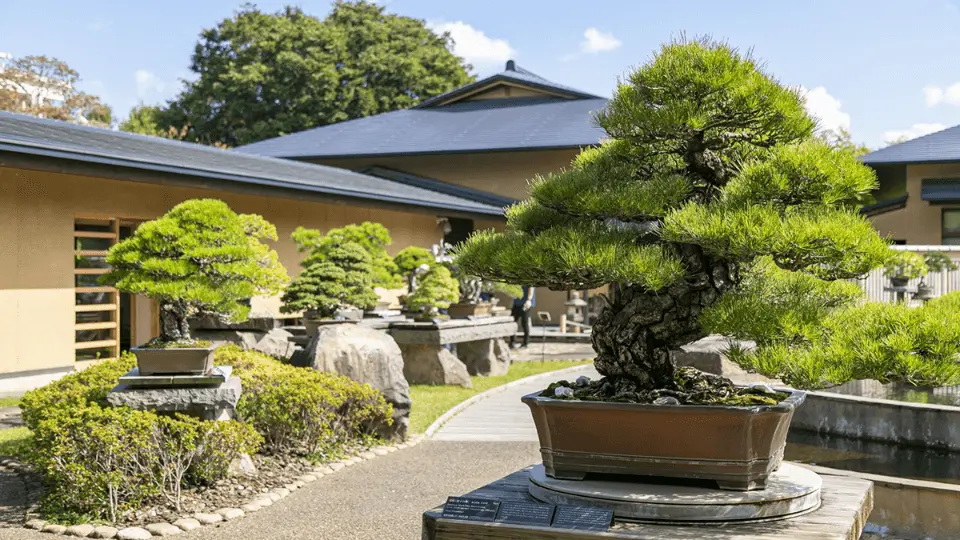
923, 251, 958, 274
405, 265, 459, 319
883, 251, 928, 283
457, 38, 890, 403
281, 242, 378, 318
393, 246, 434, 290
101, 199, 288, 345
292, 222, 403, 288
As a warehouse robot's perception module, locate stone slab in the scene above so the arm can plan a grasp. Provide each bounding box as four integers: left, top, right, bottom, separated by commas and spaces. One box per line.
106, 376, 241, 421
528, 463, 822, 522
389, 316, 517, 346
423, 465, 873, 540
118, 366, 231, 387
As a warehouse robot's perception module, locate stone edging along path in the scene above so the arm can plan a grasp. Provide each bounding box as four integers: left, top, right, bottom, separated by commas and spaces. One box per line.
0, 435, 426, 539
0, 363, 589, 539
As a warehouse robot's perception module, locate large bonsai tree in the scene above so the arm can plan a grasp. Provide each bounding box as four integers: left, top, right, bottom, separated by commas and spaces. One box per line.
292, 222, 402, 288
457, 39, 890, 403
281, 242, 379, 318
101, 199, 288, 344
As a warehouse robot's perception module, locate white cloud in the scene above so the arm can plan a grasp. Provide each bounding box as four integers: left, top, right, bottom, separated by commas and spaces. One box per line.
581, 28, 621, 54
428, 21, 515, 70
134, 69, 167, 101
800, 86, 851, 133
883, 123, 947, 144
924, 83, 960, 106
87, 19, 112, 32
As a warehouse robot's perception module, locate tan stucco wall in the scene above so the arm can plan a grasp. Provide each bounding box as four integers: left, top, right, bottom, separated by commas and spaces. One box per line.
867, 163, 960, 244
0, 165, 444, 375
314, 149, 581, 201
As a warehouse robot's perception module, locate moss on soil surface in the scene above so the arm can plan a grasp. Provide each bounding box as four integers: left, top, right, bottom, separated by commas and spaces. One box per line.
409, 360, 592, 433
139, 339, 214, 349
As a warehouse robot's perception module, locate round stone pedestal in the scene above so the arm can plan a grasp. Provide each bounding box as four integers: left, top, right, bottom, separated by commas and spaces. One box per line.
528, 463, 821, 523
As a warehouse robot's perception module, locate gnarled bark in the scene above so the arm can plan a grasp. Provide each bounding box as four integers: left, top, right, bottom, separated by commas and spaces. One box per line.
591, 245, 736, 393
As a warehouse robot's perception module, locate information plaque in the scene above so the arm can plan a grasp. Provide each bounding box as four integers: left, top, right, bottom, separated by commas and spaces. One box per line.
551, 504, 614, 531
494, 500, 556, 526
441, 497, 500, 522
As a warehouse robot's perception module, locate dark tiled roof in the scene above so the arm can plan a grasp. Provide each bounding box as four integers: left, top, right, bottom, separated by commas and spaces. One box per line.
861, 125, 960, 164
921, 179, 960, 202
0, 112, 505, 216
236, 96, 608, 159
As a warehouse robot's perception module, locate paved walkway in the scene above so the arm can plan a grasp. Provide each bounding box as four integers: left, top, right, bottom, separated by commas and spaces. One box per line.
432, 365, 598, 442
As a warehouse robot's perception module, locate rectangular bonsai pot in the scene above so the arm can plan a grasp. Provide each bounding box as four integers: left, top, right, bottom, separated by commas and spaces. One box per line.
131, 344, 219, 376
521, 389, 806, 491
447, 302, 493, 319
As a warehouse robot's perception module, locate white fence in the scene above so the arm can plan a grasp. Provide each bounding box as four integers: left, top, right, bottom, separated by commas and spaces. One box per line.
856, 245, 960, 304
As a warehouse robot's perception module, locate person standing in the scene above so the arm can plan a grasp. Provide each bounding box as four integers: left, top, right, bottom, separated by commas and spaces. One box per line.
510, 285, 535, 349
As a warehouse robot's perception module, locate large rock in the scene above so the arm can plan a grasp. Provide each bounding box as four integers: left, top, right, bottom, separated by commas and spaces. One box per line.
458, 338, 511, 376
292, 324, 411, 440
193, 328, 296, 361
399, 344, 472, 388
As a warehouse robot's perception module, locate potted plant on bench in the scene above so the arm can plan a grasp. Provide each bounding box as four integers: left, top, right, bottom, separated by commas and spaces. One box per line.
101, 199, 288, 375
916, 251, 958, 300
282, 242, 379, 336
404, 264, 459, 322
884, 250, 927, 289
455, 38, 890, 490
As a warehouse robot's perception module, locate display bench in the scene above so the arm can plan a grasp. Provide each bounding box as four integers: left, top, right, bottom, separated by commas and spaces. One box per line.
422, 466, 873, 540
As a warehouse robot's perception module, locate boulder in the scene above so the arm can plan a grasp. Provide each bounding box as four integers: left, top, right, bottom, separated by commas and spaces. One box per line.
292, 324, 411, 440
458, 338, 511, 376
399, 344, 472, 388
192, 328, 296, 361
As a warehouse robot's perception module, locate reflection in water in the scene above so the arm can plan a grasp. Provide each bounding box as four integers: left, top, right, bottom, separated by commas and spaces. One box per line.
785, 429, 960, 485
820, 379, 960, 407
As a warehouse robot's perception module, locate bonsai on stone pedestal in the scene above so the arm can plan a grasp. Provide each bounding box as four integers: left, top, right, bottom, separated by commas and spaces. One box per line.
282, 242, 379, 336
101, 199, 288, 375
883, 250, 927, 290
456, 38, 890, 491
404, 264, 460, 321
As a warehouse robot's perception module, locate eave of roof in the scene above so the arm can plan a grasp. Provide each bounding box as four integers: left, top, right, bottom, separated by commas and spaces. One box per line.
359, 166, 517, 208
860, 124, 960, 165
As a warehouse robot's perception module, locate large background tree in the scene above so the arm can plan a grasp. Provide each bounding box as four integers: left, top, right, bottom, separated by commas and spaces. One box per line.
457, 38, 892, 403
122, 1, 473, 146
0, 54, 112, 127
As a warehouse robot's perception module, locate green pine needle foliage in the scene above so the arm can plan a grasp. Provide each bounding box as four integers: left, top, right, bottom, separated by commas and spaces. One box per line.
406, 265, 460, 314
293, 222, 403, 288
281, 241, 378, 317
100, 199, 288, 341
393, 246, 434, 276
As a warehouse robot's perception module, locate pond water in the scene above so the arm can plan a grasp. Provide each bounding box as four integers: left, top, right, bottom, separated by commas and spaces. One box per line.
819, 379, 960, 407
785, 429, 960, 485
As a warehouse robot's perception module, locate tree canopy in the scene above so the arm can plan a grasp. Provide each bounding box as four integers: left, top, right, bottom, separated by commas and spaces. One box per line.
121, 1, 474, 146
101, 199, 288, 343
457, 38, 893, 399
0, 54, 112, 127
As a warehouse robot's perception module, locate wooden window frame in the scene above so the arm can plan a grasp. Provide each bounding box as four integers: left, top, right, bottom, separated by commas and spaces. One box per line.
942, 209, 960, 245
74, 216, 119, 362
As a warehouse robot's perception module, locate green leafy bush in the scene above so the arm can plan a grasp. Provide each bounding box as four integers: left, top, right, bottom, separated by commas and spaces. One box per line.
218, 346, 393, 456
292, 222, 403, 288
100, 199, 288, 344
393, 246, 433, 276
281, 242, 378, 317
923, 251, 958, 273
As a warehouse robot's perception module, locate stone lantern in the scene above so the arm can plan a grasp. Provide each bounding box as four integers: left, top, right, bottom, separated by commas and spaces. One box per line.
560, 291, 589, 334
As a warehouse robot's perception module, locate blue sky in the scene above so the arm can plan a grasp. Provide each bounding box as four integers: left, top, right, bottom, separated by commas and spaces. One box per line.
3, 0, 960, 148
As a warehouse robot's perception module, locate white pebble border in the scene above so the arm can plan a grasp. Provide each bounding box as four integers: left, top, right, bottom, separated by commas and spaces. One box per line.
0, 434, 425, 537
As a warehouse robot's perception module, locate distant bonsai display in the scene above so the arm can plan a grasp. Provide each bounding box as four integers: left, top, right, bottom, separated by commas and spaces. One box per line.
456, 38, 891, 403
883, 250, 928, 282
393, 246, 434, 290
292, 222, 403, 288
281, 242, 378, 318
405, 265, 459, 318
923, 251, 958, 273
101, 199, 288, 345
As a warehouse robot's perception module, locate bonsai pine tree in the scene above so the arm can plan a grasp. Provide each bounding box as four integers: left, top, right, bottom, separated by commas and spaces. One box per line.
292, 222, 403, 288
405, 265, 460, 318
394, 246, 434, 281
457, 38, 889, 403
281, 241, 379, 318
101, 199, 288, 344
922, 251, 958, 274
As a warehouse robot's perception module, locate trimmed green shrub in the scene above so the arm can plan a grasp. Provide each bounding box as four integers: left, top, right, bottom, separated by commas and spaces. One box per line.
217, 346, 393, 456
393, 246, 433, 276
292, 222, 403, 288
281, 242, 378, 317
405, 265, 460, 316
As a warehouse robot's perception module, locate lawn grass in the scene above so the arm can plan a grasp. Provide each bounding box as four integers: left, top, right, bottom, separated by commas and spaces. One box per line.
408, 359, 592, 434
0, 427, 32, 458
0, 396, 21, 408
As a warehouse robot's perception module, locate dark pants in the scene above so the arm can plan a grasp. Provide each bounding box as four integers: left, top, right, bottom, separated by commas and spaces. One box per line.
510, 304, 531, 348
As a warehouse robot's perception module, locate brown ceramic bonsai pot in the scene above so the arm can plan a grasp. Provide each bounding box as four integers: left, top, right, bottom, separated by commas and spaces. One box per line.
131, 343, 219, 375
447, 301, 493, 318
522, 389, 806, 491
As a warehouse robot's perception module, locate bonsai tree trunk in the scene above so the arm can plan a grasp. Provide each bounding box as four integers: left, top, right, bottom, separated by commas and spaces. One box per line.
591, 246, 735, 392
159, 302, 193, 343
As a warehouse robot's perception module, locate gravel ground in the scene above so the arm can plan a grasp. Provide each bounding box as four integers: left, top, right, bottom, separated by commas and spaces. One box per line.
0, 440, 541, 540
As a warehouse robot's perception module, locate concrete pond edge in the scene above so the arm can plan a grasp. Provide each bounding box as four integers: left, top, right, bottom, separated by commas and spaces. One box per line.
0, 434, 428, 538
423, 363, 594, 438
